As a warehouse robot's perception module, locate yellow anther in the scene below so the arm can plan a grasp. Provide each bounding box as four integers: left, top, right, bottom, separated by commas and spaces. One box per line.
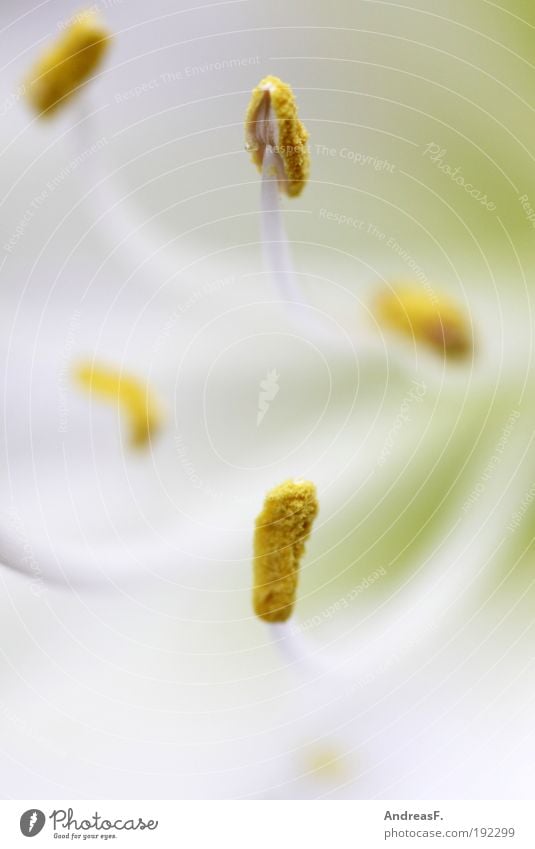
374, 283, 472, 358
26, 10, 111, 116
74, 363, 163, 448
302, 743, 349, 780
253, 479, 318, 622
245, 75, 309, 197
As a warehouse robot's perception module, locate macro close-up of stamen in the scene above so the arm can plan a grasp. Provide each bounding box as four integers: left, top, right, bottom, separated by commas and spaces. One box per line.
1, 0, 535, 841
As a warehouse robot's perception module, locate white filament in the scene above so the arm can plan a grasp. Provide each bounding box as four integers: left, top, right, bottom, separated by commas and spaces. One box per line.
70, 96, 181, 286
260, 146, 303, 306
265, 413, 535, 690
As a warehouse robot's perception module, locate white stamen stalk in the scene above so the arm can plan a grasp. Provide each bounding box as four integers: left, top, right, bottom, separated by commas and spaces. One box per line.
259, 141, 330, 343
261, 415, 534, 690
268, 621, 349, 686
70, 95, 180, 286
261, 145, 303, 307
246, 77, 320, 331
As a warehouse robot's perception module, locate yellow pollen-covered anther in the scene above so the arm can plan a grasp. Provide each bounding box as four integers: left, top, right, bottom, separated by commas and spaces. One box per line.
253, 479, 318, 622
374, 283, 472, 358
74, 363, 163, 448
26, 10, 111, 116
245, 75, 309, 197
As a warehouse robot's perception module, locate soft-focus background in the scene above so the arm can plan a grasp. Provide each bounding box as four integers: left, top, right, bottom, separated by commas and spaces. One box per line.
1, 0, 535, 799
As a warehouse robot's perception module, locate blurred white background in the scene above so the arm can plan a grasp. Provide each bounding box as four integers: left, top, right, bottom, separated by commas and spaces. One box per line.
0, 0, 534, 799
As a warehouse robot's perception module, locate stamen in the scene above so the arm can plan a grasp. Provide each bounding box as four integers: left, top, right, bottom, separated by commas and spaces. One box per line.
246, 76, 310, 311
252, 481, 351, 686
25, 9, 111, 117
74, 362, 163, 448
260, 146, 303, 305
374, 283, 472, 358
245, 75, 309, 197
24, 12, 182, 285
301, 742, 349, 780
253, 479, 318, 622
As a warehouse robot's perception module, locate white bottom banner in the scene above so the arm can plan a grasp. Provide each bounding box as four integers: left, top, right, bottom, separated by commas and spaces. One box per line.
1, 800, 534, 847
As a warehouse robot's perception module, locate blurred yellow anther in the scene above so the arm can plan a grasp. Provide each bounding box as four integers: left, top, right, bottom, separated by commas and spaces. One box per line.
374, 283, 472, 358
253, 479, 318, 622
75, 363, 162, 448
245, 75, 309, 197
26, 10, 111, 116
302, 743, 349, 780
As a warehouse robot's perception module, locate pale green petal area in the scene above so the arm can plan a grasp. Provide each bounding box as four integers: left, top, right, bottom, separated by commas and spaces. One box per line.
290, 389, 532, 678
301, 389, 518, 605
487, 488, 535, 593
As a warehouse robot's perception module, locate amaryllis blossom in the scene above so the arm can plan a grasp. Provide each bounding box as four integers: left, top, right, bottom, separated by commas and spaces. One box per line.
0, 0, 534, 801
